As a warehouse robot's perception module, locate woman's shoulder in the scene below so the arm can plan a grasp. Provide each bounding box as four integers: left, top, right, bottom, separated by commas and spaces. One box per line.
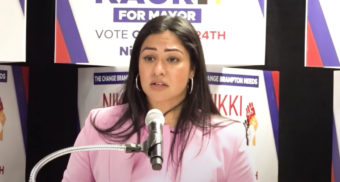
210, 115, 246, 141
86, 103, 129, 129
89, 103, 128, 117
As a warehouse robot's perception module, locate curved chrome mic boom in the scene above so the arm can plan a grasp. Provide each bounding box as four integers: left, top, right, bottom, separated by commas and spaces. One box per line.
29, 143, 142, 182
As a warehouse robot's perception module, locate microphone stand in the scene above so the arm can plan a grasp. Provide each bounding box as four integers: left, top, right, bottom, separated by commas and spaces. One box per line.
29, 136, 161, 182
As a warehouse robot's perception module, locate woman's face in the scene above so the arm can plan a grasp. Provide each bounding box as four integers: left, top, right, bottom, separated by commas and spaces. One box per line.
138, 30, 194, 111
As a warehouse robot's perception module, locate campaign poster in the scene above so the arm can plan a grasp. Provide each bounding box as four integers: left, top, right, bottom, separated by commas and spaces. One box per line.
78, 66, 279, 181
0, 0, 26, 62
78, 66, 128, 126
305, 0, 340, 68
207, 66, 279, 182
56, 0, 266, 66
0, 65, 28, 182
332, 71, 340, 182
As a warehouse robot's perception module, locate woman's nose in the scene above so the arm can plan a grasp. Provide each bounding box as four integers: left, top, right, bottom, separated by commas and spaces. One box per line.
153, 59, 165, 76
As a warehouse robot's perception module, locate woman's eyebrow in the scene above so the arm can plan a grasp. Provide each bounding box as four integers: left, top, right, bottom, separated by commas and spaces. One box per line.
164, 48, 184, 54
141, 47, 184, 54
141, 47, 157, 52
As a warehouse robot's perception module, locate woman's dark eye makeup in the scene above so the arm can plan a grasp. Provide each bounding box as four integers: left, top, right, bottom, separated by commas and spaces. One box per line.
141, 49, 182, 63
143, 55, 155, 62
167, 57, 179, 63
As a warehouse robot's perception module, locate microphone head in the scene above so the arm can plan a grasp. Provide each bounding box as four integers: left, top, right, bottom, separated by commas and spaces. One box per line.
145, 109, 164, 126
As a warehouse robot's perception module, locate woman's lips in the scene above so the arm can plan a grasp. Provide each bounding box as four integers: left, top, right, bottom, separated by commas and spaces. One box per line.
150, 81, 168, 89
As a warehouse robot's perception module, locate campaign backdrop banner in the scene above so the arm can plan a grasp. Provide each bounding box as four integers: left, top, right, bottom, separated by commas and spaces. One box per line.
78, 66, 279, 181
0, 65, 28, 182
56, 0, 266, 66
78, 66, 128, 126
332, 71, 340, 182
305, 0, 340, 68
0, 0, 26, 62
207, 66, 279, 182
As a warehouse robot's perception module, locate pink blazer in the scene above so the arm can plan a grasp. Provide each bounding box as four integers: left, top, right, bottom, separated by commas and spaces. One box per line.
62, 104, 255, 182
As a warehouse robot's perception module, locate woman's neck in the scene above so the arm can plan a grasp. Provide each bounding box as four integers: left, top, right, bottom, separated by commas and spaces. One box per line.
149, 101, 183, 128
164, 106, 181, 128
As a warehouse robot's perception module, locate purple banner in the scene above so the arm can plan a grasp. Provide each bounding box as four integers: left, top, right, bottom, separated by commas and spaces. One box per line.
258, 0, 264, 15
207, 72, 259, 87
12, 66, 27, 152
94, 72, 128, 85
113, 8, 201, 23
308, 0, 340, 66
57, 0, 88, 63
19, 0, 24, 14
264, 71, 279, 153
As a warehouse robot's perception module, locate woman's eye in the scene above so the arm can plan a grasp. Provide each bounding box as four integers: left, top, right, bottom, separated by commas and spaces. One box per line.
143, 56, 155, 62
167, 57, 179, 63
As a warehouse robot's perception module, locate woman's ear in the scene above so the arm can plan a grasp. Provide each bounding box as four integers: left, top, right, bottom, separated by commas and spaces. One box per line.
190, 67, 195, 78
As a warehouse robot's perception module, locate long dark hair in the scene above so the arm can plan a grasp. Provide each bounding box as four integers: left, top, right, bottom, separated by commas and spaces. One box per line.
93, 15, 220, 171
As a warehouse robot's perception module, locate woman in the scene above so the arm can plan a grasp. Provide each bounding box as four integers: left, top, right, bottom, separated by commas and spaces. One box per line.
62, 15, 254, 182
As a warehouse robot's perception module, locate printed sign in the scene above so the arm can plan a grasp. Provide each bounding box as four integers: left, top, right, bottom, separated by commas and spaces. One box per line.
56, 0, 266, 66
78, 67, 128, 126
0, 0, 26, 62
207, 66, 279, 182
0, 65, 27, 182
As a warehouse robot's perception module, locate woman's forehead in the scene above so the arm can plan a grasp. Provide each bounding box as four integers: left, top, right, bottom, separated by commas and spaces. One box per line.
140, 31, 187, 52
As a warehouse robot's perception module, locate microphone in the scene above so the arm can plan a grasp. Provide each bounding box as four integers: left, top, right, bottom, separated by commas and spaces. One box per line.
143, 109, 165, 170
